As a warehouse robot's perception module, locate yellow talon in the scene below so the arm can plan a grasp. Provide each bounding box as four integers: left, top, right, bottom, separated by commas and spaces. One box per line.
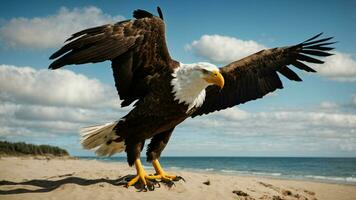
151, 159, 184, 182
126, 158, 184, 191
126, 159, 150, 189
126, 175, 140, 187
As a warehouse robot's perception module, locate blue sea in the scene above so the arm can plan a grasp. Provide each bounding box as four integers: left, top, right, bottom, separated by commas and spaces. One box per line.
79, 157, 356, 185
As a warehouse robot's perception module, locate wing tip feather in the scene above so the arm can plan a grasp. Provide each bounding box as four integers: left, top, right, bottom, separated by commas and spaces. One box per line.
133, 9, 154, 19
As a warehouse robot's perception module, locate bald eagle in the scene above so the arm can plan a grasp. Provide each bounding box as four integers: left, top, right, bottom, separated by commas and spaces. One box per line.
49, 7, 334, 190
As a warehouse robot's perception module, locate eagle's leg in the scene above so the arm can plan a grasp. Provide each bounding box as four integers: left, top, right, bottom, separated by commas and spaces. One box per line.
145, 128, 184, 183
126, 158, 159, 191
148, 159, 184, 182
125, 140, 158, 191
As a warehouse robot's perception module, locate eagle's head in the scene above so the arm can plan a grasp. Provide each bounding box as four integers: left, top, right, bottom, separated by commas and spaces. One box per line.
171, 62, 225, 111
194, 62, 225, 89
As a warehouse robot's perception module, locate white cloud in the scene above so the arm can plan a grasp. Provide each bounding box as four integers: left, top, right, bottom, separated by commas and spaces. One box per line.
319, 101, 339, 110
263, 110, 356, 128
214, 107, 250, 120
0, 64, 128, 142
203, 108, 356, 132
0, 6, 124, 48
313, 51, 356, 82
185, 34, 266, 64
0, 64, 117, 108
180, 105, 356, 156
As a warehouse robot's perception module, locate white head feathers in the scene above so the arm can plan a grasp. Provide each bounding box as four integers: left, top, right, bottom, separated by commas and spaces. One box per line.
171, 62, 220, 112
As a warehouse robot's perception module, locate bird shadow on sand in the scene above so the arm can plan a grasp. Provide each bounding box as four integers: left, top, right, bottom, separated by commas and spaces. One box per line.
0, 174, 145, 195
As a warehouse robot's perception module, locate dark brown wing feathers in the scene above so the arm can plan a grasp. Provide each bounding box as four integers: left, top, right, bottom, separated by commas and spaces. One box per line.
192, 33, 334, 117
133, 9, 153, 19
278, 66, 302, 81
292, 61, 316, 72
48, 21, 139, 69
49, 10, 176, 107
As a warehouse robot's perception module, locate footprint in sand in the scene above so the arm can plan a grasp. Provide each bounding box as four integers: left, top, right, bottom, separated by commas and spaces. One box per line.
233, 190, 255, 200
258, 182, 316, 200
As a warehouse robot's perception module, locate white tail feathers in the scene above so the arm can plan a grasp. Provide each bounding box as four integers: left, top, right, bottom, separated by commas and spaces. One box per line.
80, 121, 125, 156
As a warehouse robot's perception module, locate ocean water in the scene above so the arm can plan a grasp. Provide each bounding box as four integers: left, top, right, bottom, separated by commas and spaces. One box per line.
79, 156, 356, 185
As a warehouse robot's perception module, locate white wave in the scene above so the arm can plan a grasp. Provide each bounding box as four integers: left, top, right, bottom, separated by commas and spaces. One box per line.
168, 166, 181, 170
252, 172, 282, 176
221, 169, 238, 173
346, 177, 356, 182
220, 169, 282, 177
305, 175, 356, 183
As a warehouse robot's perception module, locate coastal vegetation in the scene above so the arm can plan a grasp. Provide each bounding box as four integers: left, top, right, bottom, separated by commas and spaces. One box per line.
0, 140, 69, 156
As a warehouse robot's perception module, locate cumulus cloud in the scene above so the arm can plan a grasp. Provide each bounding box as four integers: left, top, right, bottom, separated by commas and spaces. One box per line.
0, 64, 117, 108
312, 51, 356, 82
319, 101, 338, 109
0, 64, 128, 144
179, 105, 356, 156
204, 107, 356, 131
185, 34, 266, 64
0, 6, 124, 48
214, 107, 250, 120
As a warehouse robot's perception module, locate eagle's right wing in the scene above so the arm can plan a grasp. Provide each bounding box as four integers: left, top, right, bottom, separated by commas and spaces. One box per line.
192, 33, 335, 117
49, 8, 177, 107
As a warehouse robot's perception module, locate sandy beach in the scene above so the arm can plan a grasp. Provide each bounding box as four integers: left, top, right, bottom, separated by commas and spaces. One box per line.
0, 157, 355, 200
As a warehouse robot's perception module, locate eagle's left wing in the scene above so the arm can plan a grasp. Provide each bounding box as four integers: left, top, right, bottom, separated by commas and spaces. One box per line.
191, 33, 335, 117
49, 8, 177, 107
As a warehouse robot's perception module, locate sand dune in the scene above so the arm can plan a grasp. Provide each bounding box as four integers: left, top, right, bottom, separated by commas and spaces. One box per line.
0, 157, 355, 200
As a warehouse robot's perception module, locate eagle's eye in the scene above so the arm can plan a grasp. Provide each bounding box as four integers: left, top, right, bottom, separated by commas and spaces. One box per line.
200, 68, 210, 75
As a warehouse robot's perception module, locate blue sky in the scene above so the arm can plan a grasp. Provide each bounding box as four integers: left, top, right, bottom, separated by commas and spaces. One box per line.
0, 0, 355, 157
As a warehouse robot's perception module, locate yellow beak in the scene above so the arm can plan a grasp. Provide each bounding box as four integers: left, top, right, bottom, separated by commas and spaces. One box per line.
203, 70, 225, 89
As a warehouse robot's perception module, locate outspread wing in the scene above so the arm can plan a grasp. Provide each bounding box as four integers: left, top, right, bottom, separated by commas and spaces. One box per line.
191, 33, 335, 117
49, 9, 177, 107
